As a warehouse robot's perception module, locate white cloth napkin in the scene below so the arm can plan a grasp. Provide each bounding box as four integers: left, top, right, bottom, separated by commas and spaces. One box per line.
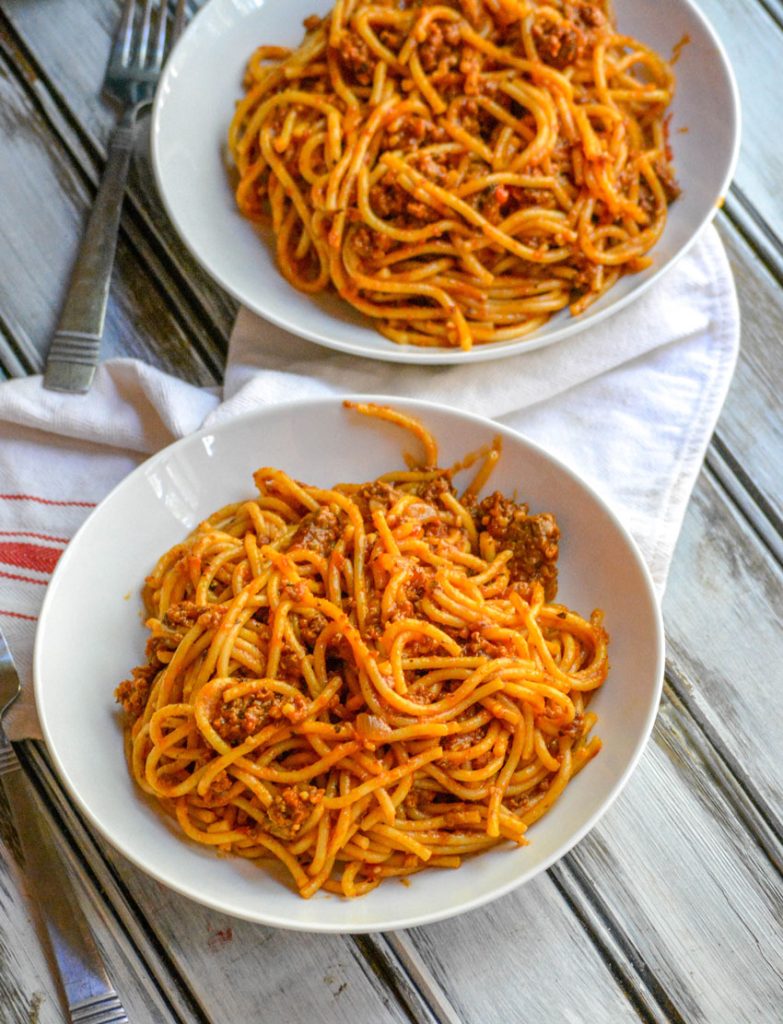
0, 224, 738, 739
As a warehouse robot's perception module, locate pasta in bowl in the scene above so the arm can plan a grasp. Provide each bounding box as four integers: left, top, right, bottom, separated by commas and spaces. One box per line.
116, 402, 609, 898
35, 397, 663, 930
152, 0, 739, 364
229, 0, 679, 351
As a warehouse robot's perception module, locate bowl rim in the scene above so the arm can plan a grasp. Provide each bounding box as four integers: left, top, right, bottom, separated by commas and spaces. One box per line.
33, 394, 666, 932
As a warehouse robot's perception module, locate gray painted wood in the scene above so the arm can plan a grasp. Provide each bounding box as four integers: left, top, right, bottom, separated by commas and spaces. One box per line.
0, 801, 63, 1024
665, 469, 783, 826
0, 42, 217, 384
711, 219, 783, 522
0, 766, 191, 1024
696, 0, 783, 248
1, 0, 236, 370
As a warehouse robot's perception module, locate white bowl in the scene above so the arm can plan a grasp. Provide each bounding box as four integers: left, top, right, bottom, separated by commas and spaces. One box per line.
35, 397, 664, 932
151, 0, 739, 365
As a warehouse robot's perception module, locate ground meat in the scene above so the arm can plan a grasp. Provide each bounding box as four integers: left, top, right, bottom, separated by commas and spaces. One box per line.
289, 507, 341, 556
115, 664, 157, 720
352, 225, 396, 265
277, 645, 306, 682
370, 181, 409, 219
418, 22, 462, 73
461, 629, 515, 658
349, 481, 397, 523
415, 474, 455, 506
336, 32, 375, 86
565, 1, 606, 29
385, 114, 429, 148
511, 185, 557, 211
203, 770, 234, 803
378, 26, 405, 52
407, 675, 445, 704
163, 601, 202, 627
297, 611, 329, 648
442, 728, 484, 753
404, 635, 442, 662
459, 49, 483, 95
412, 150, 450, 181
475, 492, 560, 600
560, 713, 585, 737
196, 606, 226, 630
654, 157, 681, 204
568, 253, 600, 299
531, 17, 583, 69
264, 784, 323, 839
211, 689, 306, 745
161, 602, 225, 632
638, 182, 656, 218
387, 564, 429, 620
481, 184, 510, 225
455, 98, 479, 135
369, 180, 440, 224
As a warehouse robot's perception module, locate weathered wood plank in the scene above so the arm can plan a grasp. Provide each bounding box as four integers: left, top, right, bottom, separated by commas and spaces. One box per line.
693, 0, 783, 256
564, 693, 783, 1022
406, 873, 653, 1024
0, 43, 218, 384
81, 858, 421, 1024
0, 0, 237, 365
710, 217, 783, 526
0, 764, 192, 1024
0, 802, 64, 1024
664, 470, 783, 828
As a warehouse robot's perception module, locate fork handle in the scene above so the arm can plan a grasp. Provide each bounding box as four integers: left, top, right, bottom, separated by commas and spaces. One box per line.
0, 734, 129, 1022
44, 109, 137, 394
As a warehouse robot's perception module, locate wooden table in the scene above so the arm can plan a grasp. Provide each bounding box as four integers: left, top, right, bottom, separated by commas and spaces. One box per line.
1, 2, 781, 1021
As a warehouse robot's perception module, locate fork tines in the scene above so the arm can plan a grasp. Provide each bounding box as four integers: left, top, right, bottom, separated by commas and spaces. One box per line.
109, 0, 187, 78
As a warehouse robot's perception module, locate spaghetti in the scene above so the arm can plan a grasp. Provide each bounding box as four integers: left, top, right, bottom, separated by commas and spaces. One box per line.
228, 0, 678, 351
116, 403, 609, 898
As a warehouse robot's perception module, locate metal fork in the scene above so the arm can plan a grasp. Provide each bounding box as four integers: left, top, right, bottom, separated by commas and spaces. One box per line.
43, 0, 187, 394
0, 630, 128, 1022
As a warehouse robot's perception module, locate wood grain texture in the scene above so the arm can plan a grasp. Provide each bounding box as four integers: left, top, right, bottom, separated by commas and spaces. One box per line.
407, 875, 649, 1024
695, 0, 783, 246
0, 798, 63, 1024
1, 0, 237, 369
406, 686, 783, 1024
79, 855, 420, 1024
664, 469, 783, 826
0, 765, 191, 1024
711, 218, 783, 524
560, 703, 783, 1023
0, 43, 218, 384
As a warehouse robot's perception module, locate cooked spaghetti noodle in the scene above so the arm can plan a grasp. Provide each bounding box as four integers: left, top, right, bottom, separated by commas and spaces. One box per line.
228, 0, 678, 350
116, 403, 609, 898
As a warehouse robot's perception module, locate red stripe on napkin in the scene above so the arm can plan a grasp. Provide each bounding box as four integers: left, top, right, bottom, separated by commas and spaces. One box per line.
0, 569, 49, 586
0, 609, 38, 622
0, 542, 62, 574
0, 494, 96, 508
0, 530, 70, 543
